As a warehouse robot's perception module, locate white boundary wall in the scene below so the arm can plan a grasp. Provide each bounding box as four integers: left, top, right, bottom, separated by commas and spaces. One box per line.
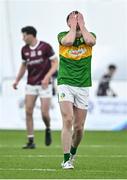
0, 80, 126, 130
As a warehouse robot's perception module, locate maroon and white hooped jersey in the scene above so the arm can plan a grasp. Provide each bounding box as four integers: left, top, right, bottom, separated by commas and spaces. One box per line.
21, 41, 56, 85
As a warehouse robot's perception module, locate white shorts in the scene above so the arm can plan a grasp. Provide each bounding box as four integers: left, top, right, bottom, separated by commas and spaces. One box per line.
25, 84, 52, 98
58, 84, 89, 109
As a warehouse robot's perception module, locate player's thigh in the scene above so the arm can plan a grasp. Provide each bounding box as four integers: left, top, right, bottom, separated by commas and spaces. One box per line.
58, 85, 74, 120
73, 87, 88, 127
25, 95, 37, 112
39, 84, 52, 113
40, 98, 51, 114
59, 101, 74, 120
39, 84, 52, 99
74, 87, 89, 110
58, 85, 74, 103
73, 106, 87, 128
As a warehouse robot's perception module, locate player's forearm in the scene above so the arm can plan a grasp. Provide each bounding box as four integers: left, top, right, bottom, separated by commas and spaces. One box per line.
45, 59, 58, 79
61, 27, 76, 46
15, 63, 26, 83
80, 26, 96, 46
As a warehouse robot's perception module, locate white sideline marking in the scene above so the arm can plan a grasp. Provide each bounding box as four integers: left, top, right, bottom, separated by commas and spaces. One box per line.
0, 168, 116, 173
0, 168, 56, 172
1, 154, 127, 158
0, 144, 126, 148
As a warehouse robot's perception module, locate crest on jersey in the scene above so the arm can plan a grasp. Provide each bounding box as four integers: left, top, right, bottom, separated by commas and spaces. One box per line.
25, 52, 29, 56
37, 50, 42, 56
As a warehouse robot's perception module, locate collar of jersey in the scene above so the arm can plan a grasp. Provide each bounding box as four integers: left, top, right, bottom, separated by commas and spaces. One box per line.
29, 40, 40, 50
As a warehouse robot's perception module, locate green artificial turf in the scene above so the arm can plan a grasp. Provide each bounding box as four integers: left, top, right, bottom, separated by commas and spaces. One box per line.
0, 130, 127, 179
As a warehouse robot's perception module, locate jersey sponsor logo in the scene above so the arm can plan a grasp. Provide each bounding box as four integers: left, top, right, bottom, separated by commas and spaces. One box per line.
27, 58, 43, 65
59, 44, 92, 60
30, 51, 36, 57
68, 48, 86, 56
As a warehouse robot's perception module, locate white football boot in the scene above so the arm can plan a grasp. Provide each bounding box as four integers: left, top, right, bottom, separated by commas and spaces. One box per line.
61, 160, 74, 169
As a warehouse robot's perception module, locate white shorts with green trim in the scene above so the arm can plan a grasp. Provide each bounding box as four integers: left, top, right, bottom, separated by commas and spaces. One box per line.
25, 84, 52, 98
57, 84, 89, 110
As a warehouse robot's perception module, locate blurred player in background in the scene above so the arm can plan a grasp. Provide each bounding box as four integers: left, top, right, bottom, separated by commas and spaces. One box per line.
57, 11, 96, 169
13, 26, 58, 149
97, 64, 117, 97
52, 70, 58, 96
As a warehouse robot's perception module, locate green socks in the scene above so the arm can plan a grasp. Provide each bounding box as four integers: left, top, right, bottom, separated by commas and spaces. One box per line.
70, 146, 77, 155
64, 153, 70, 163
64, 146, 77, 163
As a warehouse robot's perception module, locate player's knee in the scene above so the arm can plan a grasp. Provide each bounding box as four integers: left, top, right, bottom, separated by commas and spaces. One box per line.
75, 128, 84, 137
74, 124, 84, 134
64, 120, 72, 129
42, 111, 49, 119
63, 115, 73, 129
26, 107, 33, 116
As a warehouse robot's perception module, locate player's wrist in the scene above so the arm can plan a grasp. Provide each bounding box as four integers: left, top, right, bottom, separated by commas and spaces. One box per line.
70, 21, 77, 27
44, 74, 51, 80
70, 26, 77, 32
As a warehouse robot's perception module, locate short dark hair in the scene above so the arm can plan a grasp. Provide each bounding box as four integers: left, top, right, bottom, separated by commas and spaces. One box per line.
108, 64, 117, 70
21, 26, 37, 37
66, 10, 79, 23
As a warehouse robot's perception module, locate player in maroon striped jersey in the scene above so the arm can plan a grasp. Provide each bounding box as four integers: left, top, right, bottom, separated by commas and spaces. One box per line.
13, 26, 58, 149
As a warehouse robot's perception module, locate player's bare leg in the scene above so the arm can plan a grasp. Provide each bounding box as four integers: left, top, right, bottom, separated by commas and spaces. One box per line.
59, 101, 74, 164
23, 95, 37, 149
70, 107, 87, 161
40, 98, 52, 145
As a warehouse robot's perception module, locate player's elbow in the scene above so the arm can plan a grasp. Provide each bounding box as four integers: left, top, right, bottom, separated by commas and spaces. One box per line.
86, 39, 96, 46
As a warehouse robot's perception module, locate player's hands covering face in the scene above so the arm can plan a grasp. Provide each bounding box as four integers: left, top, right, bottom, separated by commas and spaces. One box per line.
77, 12, 85, 29
68, 12, 78, 29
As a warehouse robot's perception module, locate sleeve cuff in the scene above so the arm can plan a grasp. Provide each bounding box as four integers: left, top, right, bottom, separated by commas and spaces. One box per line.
22, 59, 26, 64
49, 54, 57, 60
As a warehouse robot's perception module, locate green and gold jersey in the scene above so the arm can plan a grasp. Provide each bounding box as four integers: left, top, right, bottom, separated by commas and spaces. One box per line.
57, 31, 96, 87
